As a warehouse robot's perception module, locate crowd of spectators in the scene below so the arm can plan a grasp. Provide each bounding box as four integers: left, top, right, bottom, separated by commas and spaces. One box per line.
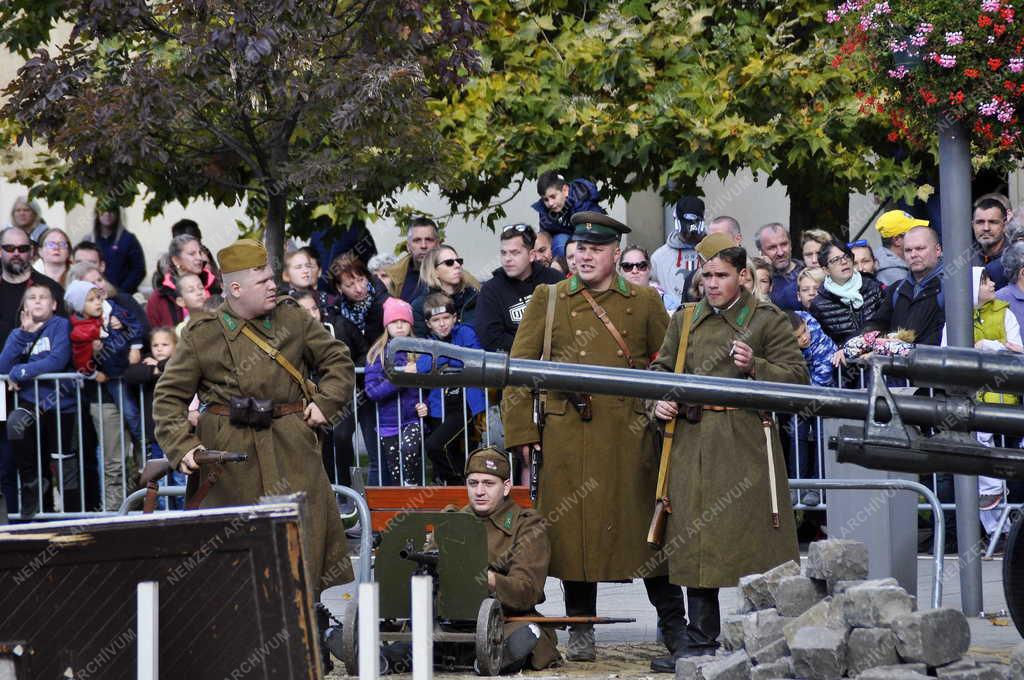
1, 182, 1022, 548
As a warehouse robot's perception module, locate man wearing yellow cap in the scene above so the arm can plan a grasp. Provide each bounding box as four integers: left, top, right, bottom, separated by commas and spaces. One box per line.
649, 233, 807, 671
874, 210, 927, 286
153, 240, 355, 635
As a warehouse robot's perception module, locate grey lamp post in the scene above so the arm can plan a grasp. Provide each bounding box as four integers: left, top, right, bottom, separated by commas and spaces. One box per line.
938, 116, 983, 617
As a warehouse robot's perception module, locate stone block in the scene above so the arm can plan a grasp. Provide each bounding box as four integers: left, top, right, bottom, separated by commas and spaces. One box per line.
805, 540, 869, 585
936, 667, 1007, 680
783, 596, 847, 645
847, 628, 899, 675
751, 637, 789, 665
696, 650, 750, 680
764, 560, 802, 597
774, 575, 827, 617
855, 665, 930, 680
833, 577, 898, 595
790, 626, 848, 680
743, 609, 785, 655
892, 608, 970, 667
674, 654, 719, 680
720, 614, 750, 652
739, 573, 774, 612
842, 583, 915, 628
1011, 643, 1024, 680
751, 657, 795, 680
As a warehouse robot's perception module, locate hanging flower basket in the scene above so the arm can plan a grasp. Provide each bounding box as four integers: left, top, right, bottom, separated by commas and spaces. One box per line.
829, 0, 1024, 155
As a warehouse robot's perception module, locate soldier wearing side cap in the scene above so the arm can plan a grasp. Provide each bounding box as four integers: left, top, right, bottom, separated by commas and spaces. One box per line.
461, 446, 561, 674
501, 211, 688, 664
153, 239, 355, 668
648, 233, 807, 671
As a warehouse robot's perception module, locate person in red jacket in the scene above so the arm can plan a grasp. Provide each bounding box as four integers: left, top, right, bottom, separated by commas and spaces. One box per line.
65, 280, 106, 377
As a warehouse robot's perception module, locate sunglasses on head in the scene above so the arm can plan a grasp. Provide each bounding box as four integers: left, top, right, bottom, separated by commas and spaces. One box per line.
502, 223, 537, 246
439, 257, 464, 267
620, 261, 649, 272
1, 244, 32, 254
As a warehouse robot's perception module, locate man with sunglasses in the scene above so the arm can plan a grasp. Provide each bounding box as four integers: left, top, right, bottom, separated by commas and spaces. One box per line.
0, 226, 66, 516
475, 224, 563, 353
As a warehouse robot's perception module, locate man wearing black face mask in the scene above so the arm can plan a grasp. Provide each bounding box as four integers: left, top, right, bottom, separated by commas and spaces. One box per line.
651, 197, 706, 302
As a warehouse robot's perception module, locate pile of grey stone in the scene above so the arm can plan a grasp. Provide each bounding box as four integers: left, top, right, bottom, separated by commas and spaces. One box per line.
675, 539, 1014, 680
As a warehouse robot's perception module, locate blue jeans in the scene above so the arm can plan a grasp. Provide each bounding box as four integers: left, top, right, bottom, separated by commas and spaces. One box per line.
551, 233, 571, 258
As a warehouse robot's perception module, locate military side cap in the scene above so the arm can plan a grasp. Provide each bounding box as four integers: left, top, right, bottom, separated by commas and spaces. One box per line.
570, 211, 630, 245
465, 446, 511, 481
695, 233, 737, 261
218, 239, 268, 274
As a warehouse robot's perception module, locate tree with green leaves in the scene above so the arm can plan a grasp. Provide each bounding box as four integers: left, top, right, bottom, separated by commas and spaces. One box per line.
1, 0, 481, 267
433, 0, 924, 237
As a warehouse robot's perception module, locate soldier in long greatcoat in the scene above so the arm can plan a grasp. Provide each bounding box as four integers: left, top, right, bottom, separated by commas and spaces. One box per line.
153, 239, 354, 596
501, 212, 687, 663
649, 233, 806, 670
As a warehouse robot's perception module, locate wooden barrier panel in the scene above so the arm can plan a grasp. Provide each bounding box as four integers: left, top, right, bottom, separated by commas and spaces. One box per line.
365, 486, 533, 531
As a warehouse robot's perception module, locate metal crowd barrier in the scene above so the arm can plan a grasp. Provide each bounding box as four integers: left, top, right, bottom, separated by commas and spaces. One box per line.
2, 365, 1020, 570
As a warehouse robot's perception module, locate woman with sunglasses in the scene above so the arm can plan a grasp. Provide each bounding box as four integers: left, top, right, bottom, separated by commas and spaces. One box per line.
32, 227, 73, 287
619, 246, 680, 312
411, 245, 479, 336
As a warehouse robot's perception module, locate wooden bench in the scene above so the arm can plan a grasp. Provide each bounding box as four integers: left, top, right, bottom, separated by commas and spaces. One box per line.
365, 486, 533, 531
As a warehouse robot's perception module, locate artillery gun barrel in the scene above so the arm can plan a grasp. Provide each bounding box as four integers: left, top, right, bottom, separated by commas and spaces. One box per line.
385, 339, 1024, 436
879, 345, 1024, 392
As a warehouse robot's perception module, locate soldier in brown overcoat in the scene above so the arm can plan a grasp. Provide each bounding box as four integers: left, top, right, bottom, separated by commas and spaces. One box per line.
501, 212, 688, 663
649, 233, 806, 671
153, 239, 355, 597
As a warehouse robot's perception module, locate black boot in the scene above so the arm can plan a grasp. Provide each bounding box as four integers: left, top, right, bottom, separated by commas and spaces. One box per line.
315, 602, 335, 675
650, 587, 721, 673
643, 575, 688, 654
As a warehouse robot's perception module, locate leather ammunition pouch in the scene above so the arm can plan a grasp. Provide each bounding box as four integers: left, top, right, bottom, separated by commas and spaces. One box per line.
683, 403, 703, 424
229, 396, 275, 429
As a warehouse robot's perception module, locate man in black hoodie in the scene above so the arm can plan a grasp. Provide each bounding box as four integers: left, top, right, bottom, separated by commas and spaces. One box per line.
475, 224, 563, 352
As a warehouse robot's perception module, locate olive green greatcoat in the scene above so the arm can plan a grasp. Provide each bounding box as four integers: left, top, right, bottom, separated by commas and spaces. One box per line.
650, 289, 806, 588
501, 275, 669, 582
153, 298, 355, 592
464, 496, 560, 670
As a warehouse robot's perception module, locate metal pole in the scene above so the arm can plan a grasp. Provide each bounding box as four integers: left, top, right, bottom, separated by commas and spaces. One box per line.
358, 582, 380, 680
939, 117, 983, 616
137, 580, 159, 679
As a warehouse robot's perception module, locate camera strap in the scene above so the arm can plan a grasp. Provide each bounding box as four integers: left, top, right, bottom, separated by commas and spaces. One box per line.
240, 324, 314, 403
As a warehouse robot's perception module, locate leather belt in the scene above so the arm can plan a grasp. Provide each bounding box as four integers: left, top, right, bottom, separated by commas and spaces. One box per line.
207, 401, 306, 418
703, 405, 739, 412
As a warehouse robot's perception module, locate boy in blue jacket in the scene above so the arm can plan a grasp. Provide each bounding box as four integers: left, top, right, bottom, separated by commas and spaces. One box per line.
0, 283, 78, 516
416, 292, 487, 484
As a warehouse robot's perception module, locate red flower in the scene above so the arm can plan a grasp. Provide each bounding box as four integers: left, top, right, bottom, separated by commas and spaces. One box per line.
990, 57, 1004, 70
1005, 80, 1018, 92
995, 23, 1008, 36
887, 131, 900, 142
965, 68, 981, 78
980, 14, 994, 27
950, 90, 966, 104
1001, 7, 1015, 21
832, 54, 844, 68
918, 88, 938, 105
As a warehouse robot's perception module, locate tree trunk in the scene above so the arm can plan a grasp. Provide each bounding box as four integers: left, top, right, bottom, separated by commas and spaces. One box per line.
264, 190, 288, 277
787, 174, 851, 242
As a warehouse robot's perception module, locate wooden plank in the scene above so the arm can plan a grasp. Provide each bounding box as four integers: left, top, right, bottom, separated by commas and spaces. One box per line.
365, 486, 533, 531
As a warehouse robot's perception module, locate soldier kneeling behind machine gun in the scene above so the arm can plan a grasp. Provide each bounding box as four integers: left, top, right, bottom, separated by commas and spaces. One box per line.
332, 446, 632, 675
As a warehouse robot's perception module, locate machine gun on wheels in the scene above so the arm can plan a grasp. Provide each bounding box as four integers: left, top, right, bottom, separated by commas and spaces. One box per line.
385, 339, 1024, 636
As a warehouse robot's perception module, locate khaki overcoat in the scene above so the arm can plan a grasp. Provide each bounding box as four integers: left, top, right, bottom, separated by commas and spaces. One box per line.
501, 274, 669, 582
153, 298, 355, 592
466, 496, 560, 670
650, 289, 806, 587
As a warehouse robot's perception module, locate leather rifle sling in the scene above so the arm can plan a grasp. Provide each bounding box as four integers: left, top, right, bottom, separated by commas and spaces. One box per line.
536, 283, 558, 419
185, 464, 223, 510
579, 288, 635, 368
142, 481, 160, 514
655, 304, 696, 507
240, 324, 314, 402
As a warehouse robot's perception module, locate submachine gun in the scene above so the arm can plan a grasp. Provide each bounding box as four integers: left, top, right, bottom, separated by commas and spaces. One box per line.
384, 339, 1024, 633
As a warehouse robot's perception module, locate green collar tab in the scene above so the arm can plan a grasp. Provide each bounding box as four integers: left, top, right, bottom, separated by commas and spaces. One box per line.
221, 312, 238, 331
504, 512, 513, 530
568, 274, 631, 297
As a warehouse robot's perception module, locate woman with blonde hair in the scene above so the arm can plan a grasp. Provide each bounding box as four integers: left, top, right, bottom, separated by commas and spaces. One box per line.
33, 227, 73, 286
8, 196, 47, 244
411, 245, 479, 336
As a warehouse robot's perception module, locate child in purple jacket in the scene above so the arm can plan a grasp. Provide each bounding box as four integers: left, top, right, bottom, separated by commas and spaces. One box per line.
363, 298, 428, 485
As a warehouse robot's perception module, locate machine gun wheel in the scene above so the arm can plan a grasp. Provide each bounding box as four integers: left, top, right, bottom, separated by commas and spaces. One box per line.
1004, 513, 1024, 636
475, 597, 504, 676
340, 599, 359, 675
